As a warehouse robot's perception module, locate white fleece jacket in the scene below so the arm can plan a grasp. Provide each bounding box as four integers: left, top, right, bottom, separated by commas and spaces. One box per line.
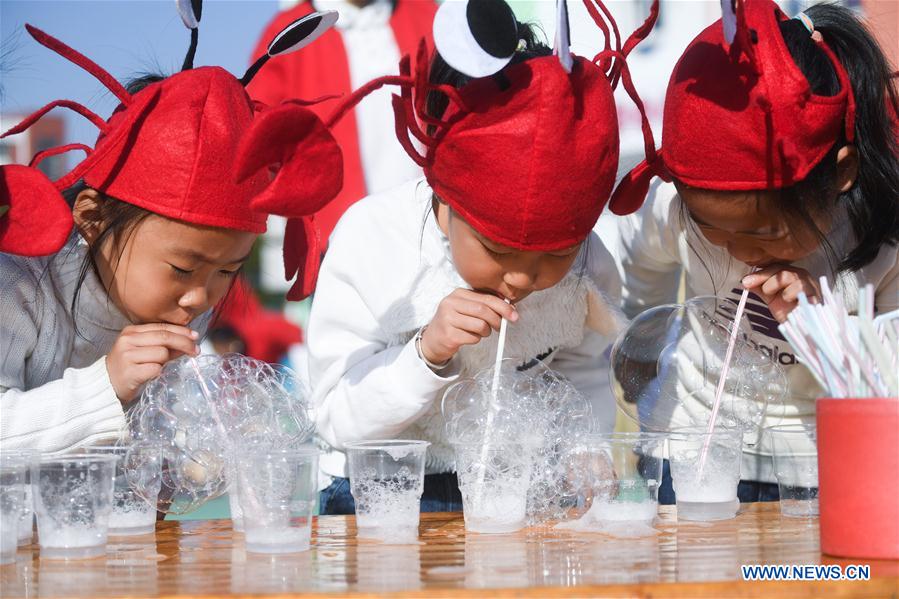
307, 178, 625, 480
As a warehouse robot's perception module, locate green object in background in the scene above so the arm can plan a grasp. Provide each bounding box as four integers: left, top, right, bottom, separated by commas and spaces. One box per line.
508, 0, 540, 24
165, 495, 231, 521
284, 296, 313, 331
165, 492, 322, 521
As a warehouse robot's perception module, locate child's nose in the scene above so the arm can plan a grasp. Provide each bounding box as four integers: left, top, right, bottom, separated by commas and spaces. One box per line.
178, 286, 210, 311
726, 241, 766, 265
503, 269, 537, 291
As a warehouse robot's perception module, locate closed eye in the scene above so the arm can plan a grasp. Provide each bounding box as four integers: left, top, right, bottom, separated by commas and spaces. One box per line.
219, 266, 242, 277
481, 241, 511, 257
170, 264, 193, 278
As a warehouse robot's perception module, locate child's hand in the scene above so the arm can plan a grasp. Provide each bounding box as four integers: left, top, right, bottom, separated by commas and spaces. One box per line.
419, 289, 518, 366
741, 265, 820, 323
106, 324, 200, 403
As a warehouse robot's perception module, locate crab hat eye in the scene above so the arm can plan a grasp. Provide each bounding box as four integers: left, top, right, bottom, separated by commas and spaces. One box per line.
176, 0, 202, 29
268, 10, 338, 57
433, 0, 518, 78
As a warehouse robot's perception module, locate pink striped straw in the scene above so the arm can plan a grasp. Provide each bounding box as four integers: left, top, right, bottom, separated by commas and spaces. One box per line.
697, 286, 752, 478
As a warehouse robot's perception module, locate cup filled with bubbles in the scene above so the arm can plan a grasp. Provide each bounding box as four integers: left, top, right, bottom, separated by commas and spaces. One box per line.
345, 440, 429, 543
443, 359, 594, 533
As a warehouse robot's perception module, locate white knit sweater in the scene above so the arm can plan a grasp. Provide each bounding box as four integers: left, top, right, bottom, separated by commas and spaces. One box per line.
307, 178, 625, 480
615, 180, 899, 482
0, 234, 209, 453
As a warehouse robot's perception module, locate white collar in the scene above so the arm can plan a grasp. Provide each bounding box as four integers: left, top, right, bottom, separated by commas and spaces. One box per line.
314, 0, 392, 31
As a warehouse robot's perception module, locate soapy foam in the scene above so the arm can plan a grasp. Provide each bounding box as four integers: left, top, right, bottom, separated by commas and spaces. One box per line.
245, 526, 310, 553
382, 446, 414, 461
108, 503, 156, 535
587, 500, 657, 522
462, 492, 527, 534
38, 523, 108, 558
355, 488, 420, 542
352, 466, 422, 543
670, 446, 739, 503
555, 499, 658, 537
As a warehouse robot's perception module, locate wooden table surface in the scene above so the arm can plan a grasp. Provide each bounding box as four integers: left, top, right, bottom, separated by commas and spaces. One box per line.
1, 503, 896, 598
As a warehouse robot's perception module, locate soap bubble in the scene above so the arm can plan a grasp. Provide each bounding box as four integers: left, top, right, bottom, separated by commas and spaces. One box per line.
442, 359, 594, 525
124, 354, 313, 514
610, 296, 788, 444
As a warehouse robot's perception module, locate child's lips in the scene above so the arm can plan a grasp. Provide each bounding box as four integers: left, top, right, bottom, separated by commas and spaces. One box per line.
745, 260, 774, 268
163, 316, 194, 326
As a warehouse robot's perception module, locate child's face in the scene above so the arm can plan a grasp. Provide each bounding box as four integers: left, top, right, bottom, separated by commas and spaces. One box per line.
437, 202, 582, 303
676, 182, 828, 268
102, 216, 256, 326
77, 193, 256, 326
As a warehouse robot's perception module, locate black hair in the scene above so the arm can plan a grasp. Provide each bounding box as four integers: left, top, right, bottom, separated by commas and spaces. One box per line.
776, 4, 899, 273
65, 182, 153, 338
425, 19, 552, 128
124, 72, 166, 94
208, 324, 247, 354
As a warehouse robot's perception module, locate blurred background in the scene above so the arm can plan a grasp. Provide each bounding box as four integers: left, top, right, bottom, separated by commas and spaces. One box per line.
1, 0, 896, 366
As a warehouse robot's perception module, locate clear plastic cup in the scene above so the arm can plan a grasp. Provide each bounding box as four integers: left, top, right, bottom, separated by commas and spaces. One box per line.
1, 453, 28, 565
3, 449, 38, 546
235, 447, 319, 554
767, 424, 818, 518
345, 440, 429, 542
453, 442, 538, 534
32, 454, 117, 559
226, 455, 245, 533
567, 432, 666, 527
669, 427, 743, 521
84, 444, 161, 535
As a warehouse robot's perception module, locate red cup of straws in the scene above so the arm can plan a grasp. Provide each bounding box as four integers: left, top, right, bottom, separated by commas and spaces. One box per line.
817, 397, 899, 559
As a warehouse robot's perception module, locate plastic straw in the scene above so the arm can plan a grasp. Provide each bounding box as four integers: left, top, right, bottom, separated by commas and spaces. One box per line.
780, 278, 898, 399
477, 300, 511, 497
490, 308, 510, 404
697, 287, 751, 477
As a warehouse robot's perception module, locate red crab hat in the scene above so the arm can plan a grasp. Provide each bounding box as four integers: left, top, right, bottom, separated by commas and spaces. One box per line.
609, 0, 857, 216
0, 0, 343, 300
325, 0, 660, 251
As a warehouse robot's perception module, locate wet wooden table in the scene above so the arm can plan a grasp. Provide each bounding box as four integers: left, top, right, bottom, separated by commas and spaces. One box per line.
1, 503, 896, 598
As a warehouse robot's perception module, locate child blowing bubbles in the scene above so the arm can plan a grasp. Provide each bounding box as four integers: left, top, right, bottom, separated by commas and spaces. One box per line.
69, 182, 254, 401
0, 10, 343, 453
610, 1, 899, 500
308, 0, 659, 514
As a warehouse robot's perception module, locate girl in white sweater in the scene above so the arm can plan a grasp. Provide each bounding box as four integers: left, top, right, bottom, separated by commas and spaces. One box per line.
609, 3, 899, 501
0, 12, 341, 453
308, 0, 659, 513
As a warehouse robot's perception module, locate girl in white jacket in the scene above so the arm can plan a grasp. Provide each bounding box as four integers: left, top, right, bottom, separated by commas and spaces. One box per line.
609, 3, 899, 502
308, 0, 659, 513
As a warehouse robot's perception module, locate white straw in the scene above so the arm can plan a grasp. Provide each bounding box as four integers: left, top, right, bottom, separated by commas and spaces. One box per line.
697, 286, 751, 477
780, 277, 899, 399
478, 300, 511, 498
490, 310, 510, 404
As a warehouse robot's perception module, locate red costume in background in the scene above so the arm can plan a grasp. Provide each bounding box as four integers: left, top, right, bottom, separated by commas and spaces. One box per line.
247, 0, 437, 246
